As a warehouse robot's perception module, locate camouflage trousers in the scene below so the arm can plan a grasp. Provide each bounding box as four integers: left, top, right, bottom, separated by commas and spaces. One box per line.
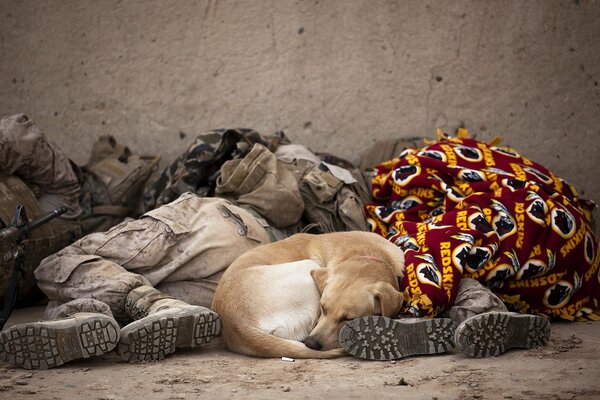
35, 194, 274, 322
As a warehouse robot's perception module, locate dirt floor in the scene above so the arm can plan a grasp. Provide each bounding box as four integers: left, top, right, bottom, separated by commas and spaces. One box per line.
0, 307, 599, 400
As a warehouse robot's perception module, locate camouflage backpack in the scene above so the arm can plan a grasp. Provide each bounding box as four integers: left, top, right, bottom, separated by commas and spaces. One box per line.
79, 135, 160, 234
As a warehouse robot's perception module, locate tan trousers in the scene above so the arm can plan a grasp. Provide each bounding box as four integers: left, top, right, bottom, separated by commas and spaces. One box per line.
35, 194, 272, 321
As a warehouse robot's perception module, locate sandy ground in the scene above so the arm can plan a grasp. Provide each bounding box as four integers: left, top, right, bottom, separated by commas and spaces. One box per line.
0, 307, 599, 400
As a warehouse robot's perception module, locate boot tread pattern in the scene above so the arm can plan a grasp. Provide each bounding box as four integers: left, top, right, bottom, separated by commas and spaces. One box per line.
0, 317, 118, 369
118, 308, 221, 363
339, 315, 456, 361
454, 312, 551, 358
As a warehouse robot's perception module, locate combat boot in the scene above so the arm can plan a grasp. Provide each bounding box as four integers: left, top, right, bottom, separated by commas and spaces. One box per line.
453, 311, 551, 357
0, 312, 119, 369
118, 286, 220, 362
339, 315, 456, 360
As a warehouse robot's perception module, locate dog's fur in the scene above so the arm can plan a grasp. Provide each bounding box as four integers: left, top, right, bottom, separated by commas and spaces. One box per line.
212, 231, 405, 358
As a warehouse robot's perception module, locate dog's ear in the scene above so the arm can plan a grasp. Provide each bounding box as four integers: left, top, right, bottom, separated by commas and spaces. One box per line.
310, 268, 329, 295
370, 282, 404, 317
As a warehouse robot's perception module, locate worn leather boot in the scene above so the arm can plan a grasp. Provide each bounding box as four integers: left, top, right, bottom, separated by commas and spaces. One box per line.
454, 311, 551, 357
0, 312, 119, 369
339, 315, 456, 360
118, 286, 220, 362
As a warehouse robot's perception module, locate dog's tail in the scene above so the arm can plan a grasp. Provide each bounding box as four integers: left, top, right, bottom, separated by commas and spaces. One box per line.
222, 324, 347, 359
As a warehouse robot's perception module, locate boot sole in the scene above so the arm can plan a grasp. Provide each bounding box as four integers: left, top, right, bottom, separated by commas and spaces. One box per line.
339, 316, 456, 360
118, 307, 221, 362
454, 311, 551, 357
0, 314, 119, 369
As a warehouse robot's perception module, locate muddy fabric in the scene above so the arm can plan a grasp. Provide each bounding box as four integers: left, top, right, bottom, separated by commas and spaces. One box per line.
0, 114, 82, 219
299, 163, 369, 233
44, 298, 115, 321
216, 143, 304, 228
142, 128, 290, 211
35, 194, 271, 322
440, 278, 508, 324
274, 144, 370, 233
79, 135, 160, 235
0, 114, 82, 305
366, 130, 600, 321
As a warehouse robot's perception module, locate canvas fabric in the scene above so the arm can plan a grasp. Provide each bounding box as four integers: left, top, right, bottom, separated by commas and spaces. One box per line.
0, 113, 82, 219
215, 143, 304, 228
35, 194, 272, 322
142, 128, 290, 211
366, 130, 599, 321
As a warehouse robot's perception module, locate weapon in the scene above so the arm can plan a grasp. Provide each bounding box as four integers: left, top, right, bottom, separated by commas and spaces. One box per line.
0, 205, 68, 330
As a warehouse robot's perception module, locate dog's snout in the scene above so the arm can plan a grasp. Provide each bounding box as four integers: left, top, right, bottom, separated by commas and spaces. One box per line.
304, 336, 322, 350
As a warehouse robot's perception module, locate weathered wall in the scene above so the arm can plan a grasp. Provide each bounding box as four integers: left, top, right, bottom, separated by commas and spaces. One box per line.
1, 0, 599, 203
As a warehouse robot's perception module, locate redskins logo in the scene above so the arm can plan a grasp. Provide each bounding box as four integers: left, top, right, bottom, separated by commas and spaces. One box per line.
491, 146, 520, 158
451, 233, 475, 244
502, 178, 528, 191
517, 259, 547, 280
430, 206, 445, 217
399, 196, 423, 211
490, 199, 510, 214
526, 198, 548, 226
416, 262, 442, 288
465, 247, 492, 273
418, 149, 446, 162
375, 206, 398, 223
551, 207, 576, 239
524, 166, 553, 185
483, 167, 515, 177
504, 249, 521, 270
452, 243, 471, 273
543, 280, 573, 309
584, 231, 595, 264
367, 218, 377, 232
547, 249, 556, 273
453, 145, 483, 162
459, 169, 486, 182
469, 212, 494, 236
440, 182, 465, 203
393, 164, 420, 186
575, 307, 595, 319
493, 212, 516, 240
399, 148, 416, 159
573, 271, 583, 294
486, 264, 515, 282
393, 235, 420, 252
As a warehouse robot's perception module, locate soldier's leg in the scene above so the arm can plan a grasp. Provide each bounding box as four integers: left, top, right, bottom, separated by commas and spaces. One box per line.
447, 279, 551, 357
117, 286, 220, 362
339, 278, 550, 360
0, 298, 119, 370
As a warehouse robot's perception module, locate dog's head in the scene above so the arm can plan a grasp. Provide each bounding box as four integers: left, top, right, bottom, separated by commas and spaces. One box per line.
304, 256, 405, 351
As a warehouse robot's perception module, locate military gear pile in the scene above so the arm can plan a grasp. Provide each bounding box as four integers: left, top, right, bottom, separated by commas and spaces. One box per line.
366, 130, 599, 321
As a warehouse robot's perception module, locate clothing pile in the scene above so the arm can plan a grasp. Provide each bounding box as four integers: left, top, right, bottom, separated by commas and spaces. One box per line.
365, 129, 599, 321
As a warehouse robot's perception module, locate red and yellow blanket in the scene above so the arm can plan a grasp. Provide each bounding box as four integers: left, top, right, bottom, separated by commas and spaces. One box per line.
366, 130, 600, 321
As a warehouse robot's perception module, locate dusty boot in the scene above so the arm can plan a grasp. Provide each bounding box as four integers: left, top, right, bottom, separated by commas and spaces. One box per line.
339, 316, 456, 360
118, 286, 220, 362
454, 311, 551, 357
0, 313, 119, 369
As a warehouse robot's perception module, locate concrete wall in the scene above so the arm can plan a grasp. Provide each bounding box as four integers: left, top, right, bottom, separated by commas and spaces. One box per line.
1, 0, 599, 204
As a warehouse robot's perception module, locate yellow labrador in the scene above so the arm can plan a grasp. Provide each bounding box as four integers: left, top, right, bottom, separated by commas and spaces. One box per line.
211, 231, 405, 358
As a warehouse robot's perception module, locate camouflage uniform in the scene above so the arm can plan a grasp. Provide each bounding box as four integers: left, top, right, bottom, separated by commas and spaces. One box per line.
0, 114, 158, 308
35, 139, 367, 321
0, 114, 82, 306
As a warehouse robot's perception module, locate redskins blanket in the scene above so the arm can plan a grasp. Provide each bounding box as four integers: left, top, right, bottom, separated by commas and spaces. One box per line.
366, 130, 599, 321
